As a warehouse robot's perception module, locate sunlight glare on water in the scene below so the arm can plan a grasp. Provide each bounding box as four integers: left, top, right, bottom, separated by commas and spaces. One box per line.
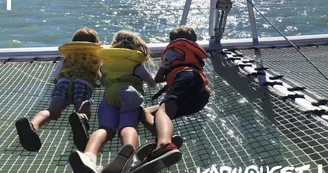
0, 0, 327, 48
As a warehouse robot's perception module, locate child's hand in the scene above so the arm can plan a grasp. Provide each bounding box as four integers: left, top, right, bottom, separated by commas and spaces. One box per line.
53, 77, 59, 84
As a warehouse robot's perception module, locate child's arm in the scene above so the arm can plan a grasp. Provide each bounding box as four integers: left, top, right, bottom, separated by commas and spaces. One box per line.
98, 65, 106, 86
99, 72, 105, 87
155, 49, 183, 83
134, 65, 156, 87
96, 60, 103, 80
154, 67, 166, 83
52, 59, 63, 83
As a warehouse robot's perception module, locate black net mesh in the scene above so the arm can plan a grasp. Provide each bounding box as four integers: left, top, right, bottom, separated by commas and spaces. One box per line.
0, 46, 328, 173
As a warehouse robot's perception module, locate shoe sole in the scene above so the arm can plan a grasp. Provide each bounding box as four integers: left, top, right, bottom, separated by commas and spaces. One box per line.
69, 151, 97, 173
102, 144, 135, 173
15, 118, 41, 151
69, 112, 88, 151
136, 135, 183, 161
130, 149, 182, 173
136, 142, 156, 161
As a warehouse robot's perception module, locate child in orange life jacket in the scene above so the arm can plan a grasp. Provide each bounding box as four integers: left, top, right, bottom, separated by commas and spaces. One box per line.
131, 26, 211, 173
15, 28, 102, 152
68, 30, 156, 173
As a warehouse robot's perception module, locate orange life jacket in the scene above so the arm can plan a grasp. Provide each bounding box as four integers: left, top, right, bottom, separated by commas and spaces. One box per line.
160, 38, 208, 91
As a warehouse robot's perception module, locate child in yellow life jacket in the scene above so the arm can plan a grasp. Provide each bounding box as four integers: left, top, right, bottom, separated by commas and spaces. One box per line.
15, 28, 102, 152
68, 30, 156, 173
131, 26, 211, 173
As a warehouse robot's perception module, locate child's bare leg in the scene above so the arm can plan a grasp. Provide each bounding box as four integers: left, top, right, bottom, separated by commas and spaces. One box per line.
118, 109, 140, 148
30, 111, 51, 131
69, 100, 93, 151
69, 98, 118, 172
31, 98, 68, 131
84, 128, 115, 155
155, 100, 178, 148
131, 100, 181, 173
136, 103, 185, 161
140, 105, 160, 136
68, 128, 115, 173
120, 127, 138, 148
145, 105, 160, 115
16, 98, 68, 151
102, 113, 138, 173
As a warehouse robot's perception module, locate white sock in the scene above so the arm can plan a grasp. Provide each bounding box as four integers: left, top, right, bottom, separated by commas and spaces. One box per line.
85, 152, 97, 163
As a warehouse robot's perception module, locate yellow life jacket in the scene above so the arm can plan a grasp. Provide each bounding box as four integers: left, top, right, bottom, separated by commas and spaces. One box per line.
98, 48, 146, 107
58, 41, 102, 85
57, 41, 102, 102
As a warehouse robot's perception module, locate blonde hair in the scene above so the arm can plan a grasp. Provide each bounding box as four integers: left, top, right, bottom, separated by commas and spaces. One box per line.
72, 28, 100, 43
111, 30, 153, 64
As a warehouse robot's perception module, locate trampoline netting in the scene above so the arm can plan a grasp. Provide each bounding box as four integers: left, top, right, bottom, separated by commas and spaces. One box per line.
0, 46, 328, 173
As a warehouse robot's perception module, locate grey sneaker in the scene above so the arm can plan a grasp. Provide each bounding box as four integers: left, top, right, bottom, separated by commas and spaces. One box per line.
101, 144, 135, 173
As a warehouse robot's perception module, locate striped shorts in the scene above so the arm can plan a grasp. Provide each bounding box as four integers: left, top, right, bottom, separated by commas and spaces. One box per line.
52, 78, 94, 103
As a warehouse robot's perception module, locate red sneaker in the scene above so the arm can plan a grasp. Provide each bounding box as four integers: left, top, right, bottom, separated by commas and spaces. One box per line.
136, 135, 183, 161
130, 143, 182, 173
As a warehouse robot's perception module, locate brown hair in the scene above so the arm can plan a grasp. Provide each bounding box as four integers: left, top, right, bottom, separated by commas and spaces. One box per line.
72, 28, 100, 43
111, 30, 153, 64
169, 25, 197, 42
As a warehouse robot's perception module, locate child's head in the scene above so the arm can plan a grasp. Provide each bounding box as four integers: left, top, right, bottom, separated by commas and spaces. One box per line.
111, 30, 151, 62
169, 25, 197, 42
72, 28, 100, 43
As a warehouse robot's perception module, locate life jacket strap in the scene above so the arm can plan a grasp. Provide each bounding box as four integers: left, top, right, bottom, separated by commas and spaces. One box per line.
164, 63, 202, 76
151, 85, 168, 100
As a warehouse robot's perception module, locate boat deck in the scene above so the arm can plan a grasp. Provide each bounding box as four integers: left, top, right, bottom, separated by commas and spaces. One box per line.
0, 44, 328, 173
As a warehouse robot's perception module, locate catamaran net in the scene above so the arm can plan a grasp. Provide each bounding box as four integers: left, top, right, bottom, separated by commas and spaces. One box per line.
0, 45, 328, 173
239, 45, 328, 99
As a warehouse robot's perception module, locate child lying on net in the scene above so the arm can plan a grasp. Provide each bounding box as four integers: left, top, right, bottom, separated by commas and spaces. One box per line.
15, 27, 102, 152
131, 25, 211, 173
68, 30, 156, 173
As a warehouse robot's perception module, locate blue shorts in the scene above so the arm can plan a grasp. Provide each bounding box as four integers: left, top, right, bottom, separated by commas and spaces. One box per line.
52, 78, 94, 103
98, 96, 140, 133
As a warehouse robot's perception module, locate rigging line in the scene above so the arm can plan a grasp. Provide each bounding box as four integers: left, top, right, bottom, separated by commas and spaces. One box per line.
246, 0, 328, 80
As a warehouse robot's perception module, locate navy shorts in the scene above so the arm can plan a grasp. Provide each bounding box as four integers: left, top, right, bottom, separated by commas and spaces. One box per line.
52, 78, 94, 103
162, 70, 210, 118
